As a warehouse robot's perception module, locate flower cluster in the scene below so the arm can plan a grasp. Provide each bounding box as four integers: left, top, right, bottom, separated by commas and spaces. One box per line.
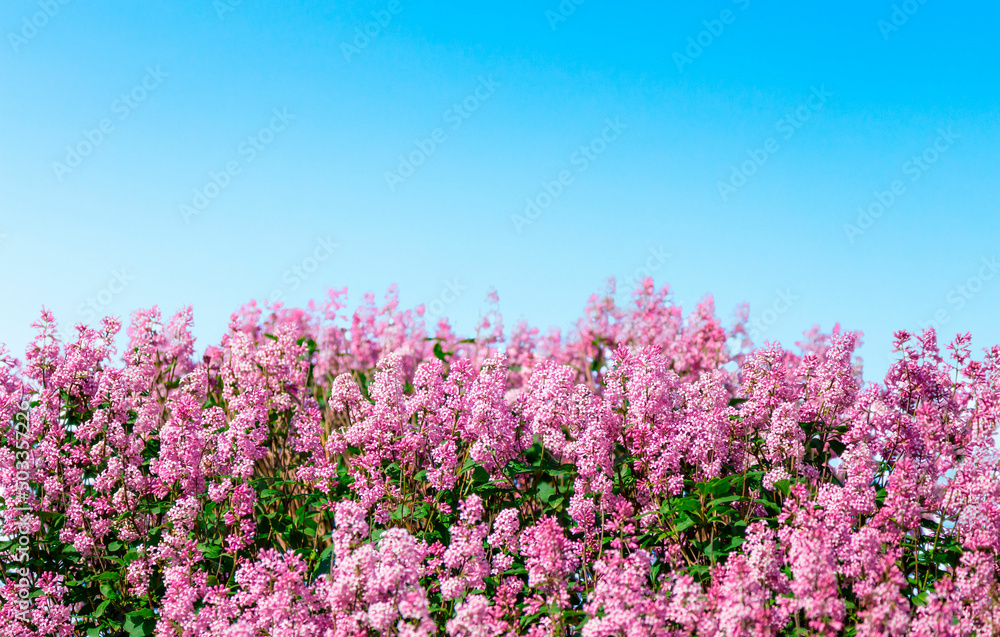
1, 279, 999, 636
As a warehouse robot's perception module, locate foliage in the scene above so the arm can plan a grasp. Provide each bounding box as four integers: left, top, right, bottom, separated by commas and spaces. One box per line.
1, 279, 999, 636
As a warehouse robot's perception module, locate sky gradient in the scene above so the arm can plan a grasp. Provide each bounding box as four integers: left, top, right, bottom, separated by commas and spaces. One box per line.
2, 0, 998, 383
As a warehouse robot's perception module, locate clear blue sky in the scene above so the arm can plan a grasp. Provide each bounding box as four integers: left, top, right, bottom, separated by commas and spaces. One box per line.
1, 0, 998, 383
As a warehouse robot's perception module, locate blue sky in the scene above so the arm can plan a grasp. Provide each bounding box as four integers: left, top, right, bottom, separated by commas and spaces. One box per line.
1, 0, 998, 383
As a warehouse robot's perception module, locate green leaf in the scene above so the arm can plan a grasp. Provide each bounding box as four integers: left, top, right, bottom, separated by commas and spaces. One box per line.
93, 598, 112, 618
410, 503, 431, 520
312, 544, 334, 583
433, 342, 449, 361
672, 497, 701, 513
391, 504, 411, 520
753, 498, 782, 513
125, 609, 157, 636
99, 581, 117, 598
502, 460, 533, 476
673, 515, 695, 533
198, 542, 223, 559
707, 495, 745, 508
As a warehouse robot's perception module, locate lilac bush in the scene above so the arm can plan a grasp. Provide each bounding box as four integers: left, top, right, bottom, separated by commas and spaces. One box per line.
1, 279, 998, 636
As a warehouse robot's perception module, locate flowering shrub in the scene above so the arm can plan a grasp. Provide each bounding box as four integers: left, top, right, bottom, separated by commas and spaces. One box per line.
1, 279, 999, 636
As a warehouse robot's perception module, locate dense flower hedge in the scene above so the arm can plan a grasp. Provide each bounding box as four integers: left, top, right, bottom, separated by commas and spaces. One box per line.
1, 280, 999, 636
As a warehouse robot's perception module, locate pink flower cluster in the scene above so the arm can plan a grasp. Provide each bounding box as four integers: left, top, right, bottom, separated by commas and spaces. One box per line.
1, 279, 999, 636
